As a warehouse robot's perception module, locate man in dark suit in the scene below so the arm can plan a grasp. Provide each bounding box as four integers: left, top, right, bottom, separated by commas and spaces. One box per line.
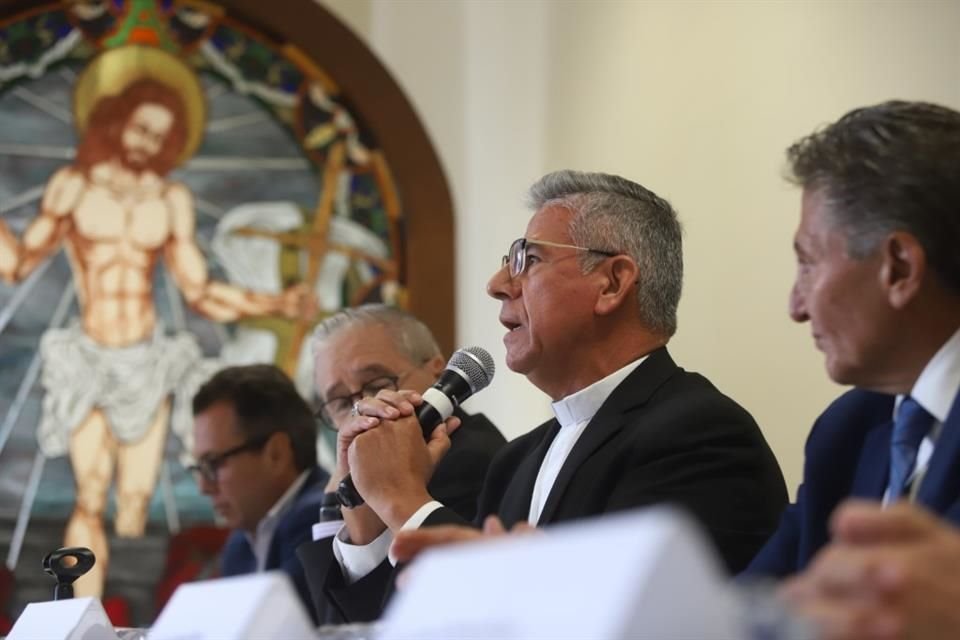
296, 304, 506, 622
743, 101, 960, 625
318, 170, 787, 622
191, 364, 328, 622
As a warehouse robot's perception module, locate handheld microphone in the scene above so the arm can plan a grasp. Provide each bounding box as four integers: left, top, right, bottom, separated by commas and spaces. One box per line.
336, 346, 495, 508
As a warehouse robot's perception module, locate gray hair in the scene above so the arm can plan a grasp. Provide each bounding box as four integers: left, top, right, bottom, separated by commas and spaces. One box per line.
787, 100, 960, 294
311, 304, 443, 364
527, 170, 683, 336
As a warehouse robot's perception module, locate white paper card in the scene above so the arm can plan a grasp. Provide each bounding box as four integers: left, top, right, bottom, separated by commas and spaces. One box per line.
379, 508, 742, 640
150, 571, 317, 640
8, 596, 118, 640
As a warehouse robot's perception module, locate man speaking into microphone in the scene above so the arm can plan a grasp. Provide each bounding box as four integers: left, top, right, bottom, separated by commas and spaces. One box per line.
312, 171, 788, 623
298, 305, 505, 622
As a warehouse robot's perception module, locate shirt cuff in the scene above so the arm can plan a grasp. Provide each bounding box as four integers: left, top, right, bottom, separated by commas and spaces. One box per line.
401, 500, 445, 532
331, 501, 445, 583
387, 500, 444, 565
332, 524, 393, 584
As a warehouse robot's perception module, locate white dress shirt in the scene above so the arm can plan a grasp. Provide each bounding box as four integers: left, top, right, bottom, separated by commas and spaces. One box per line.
247, 469, 310, 571
883, 327, 960, 505
333, 356, 647, 583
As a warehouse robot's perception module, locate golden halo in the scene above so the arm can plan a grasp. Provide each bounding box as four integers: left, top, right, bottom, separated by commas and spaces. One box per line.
73, 45, 206, 166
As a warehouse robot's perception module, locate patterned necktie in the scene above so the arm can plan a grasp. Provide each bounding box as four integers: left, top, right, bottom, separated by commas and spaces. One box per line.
888, 396, 934, 499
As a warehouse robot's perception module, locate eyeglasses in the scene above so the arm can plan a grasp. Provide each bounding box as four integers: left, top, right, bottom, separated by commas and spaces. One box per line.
315, 374, 403, 430
187, 433, 273, 484
501, 238, 617, 278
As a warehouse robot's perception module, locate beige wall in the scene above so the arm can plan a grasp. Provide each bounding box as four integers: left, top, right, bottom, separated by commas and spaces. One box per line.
321, 0, 960, 495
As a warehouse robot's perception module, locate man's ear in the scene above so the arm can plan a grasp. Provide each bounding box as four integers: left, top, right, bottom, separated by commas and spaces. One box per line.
265, 431, 294, 470
595, 255, 640, 316
880, 232, 926, 310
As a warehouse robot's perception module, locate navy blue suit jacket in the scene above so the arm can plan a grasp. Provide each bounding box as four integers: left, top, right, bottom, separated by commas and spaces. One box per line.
746, 388, 960, 577
220, 465, 329, 622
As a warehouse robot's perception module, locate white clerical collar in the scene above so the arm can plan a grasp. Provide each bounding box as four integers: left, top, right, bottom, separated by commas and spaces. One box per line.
551, 356, 648, 429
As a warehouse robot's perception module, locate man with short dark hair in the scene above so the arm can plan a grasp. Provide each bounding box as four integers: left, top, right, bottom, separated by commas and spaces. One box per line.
322, 170, 787, 622
744, 101, 960, 595
191, 364, 328, 620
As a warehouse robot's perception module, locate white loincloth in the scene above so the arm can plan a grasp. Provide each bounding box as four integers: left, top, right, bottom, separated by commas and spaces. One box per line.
36, 322, 219, 463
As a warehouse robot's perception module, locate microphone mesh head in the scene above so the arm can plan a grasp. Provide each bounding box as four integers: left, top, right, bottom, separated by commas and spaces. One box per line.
449, 346, 495, 393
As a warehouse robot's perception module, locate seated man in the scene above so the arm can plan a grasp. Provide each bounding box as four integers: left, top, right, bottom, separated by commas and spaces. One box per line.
745, 101, 960, 578
191, 364, 328, 622
297, 305, 506, 622
321, 170, 788, 622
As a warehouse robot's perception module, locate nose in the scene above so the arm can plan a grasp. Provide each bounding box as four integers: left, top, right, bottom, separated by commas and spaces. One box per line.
788, 280, 808, 323
486, 263, 515, 301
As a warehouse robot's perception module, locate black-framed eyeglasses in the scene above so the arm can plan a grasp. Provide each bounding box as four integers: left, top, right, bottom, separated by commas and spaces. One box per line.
315, 374, 403, 431
187, 433, 273, 484
500, 237, 617, 278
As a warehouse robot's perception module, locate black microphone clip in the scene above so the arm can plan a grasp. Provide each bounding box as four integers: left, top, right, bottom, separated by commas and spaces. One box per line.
43, 546, 96, 600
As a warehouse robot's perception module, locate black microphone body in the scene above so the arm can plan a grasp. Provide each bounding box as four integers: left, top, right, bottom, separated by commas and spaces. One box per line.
412, 403, 445, 439
336, 347, 494, 508
412, 368, 474, 437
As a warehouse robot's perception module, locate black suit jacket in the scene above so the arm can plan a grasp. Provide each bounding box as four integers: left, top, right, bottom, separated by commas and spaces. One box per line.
310, 348, 787, 622
297, 411, 505, 623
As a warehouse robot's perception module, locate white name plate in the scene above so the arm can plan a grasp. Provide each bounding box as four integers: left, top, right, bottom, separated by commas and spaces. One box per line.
150, 571, 317, 640
380, 508, 742, 640
8, 596, 118, 640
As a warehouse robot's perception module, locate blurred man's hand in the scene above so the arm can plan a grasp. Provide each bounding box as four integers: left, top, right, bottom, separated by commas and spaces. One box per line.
780, 500, 960, 640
